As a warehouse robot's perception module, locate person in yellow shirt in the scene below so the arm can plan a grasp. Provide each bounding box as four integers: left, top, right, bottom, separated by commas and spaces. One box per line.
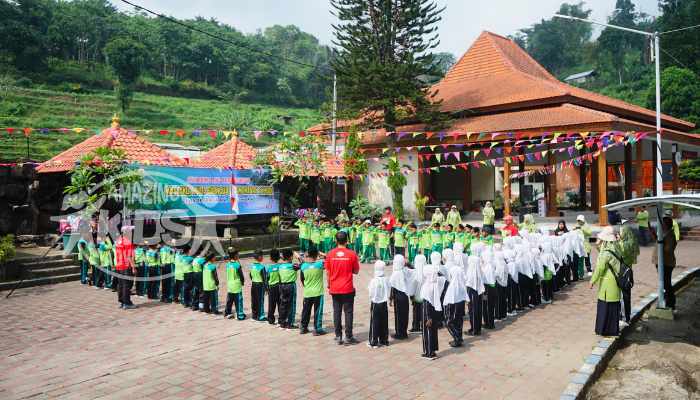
664, 210, 680, 242
482, 201, 495, 235
636, 206, 650, 246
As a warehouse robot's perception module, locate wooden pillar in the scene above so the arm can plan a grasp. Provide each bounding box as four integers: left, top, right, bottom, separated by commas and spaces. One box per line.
597, 150, 608, 226
624, 144, 633, 200
503, 154, 511, 217
635, 142, 644, 198
591, 157, 599, 213
651, 139, 658, 196
578, 149, 586, 209
546, 150, 558, 217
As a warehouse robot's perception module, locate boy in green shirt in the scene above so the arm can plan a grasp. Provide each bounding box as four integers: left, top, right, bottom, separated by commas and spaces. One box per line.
419, 226, 432, 256
145, 244, 160, 299
299, 248, 327, 335
224, 248, 246, 320
134, 244, 147, 296
97, 237, 113, 289
201, 252, 221, 314
277, 248, 300, 329
430, 223, 443, 254
159, 241, 175, 303
361, 220, 376, 263
265, 249, 281, 325
309, 220, 322, 253
87, 241, 100, 287
179, 245, 194, 307
321, 220, 335, 253
406, 223, 420, 264
249, 250, 267, 321
377, 223, 391, 262
442, 224, 455, 250
173, 245, 186, 305
191, 251, 206, 311
353, 220, 363, 252
77, 238, 88, 285
295, 215, 311, 253
393, 221, 406, 258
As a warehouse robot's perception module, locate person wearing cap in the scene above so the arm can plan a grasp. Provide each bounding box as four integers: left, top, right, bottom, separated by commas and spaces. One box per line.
574, 214, 593, 275
114, 226, 136, 309
590, 226, 621, 337
482, 201, 495, 235
635, 206, 651, 246
500, 215, 519, 237
446, 205, 462, 228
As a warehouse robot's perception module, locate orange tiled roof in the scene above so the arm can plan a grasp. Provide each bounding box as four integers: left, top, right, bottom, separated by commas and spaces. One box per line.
191, 138, 257, 169
36, 127, 186, 173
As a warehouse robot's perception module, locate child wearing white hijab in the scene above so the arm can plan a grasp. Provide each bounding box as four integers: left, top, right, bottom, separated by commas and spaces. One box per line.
409, 254, 427, 333
518, 244, 535, 309
480, 247, 497, 329
540, 239, 557, 304
443, 251, 468, 347
503, 249, 520, 315
368, 261, 390, 348
465, 254, 485, 336
420, 252, 446, 359
389, 255, 413, 339
493, 245, 509, 320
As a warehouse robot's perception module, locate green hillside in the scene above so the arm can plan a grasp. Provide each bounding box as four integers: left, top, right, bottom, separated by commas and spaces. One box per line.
0, 86, 323, 162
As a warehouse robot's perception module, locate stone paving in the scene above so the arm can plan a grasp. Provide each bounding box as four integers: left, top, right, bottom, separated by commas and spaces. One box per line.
0, 244, 697, 400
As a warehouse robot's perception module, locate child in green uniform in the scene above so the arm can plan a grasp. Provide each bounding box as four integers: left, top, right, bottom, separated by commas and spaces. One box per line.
299, 248, 326, 335
180, 246, 194, 307
146, 244, 160, 299
419, 226, 432, 257
77, 239, 89, 284
361, 220, 376, 263
87, 241, 100, 287
97, 237, 113, 289
321, 220, 335, 253
202, 252, 220, 314
295, 216, 311, 253
353, 220, 363, 252
173, 245, 185, 304
134, 244, 147, 296
224, 248, 246, 320
406, 223, 420, 264
377, 223, 391, 262
191, 251, 206, 311
442, 224, 455, 250
249, 250, 267, 321
159, 242, 175, 303
430, 223, 443, 254
266, 249, 281, 325
309, 221, 322, 253
277, 249, 300, 329
393, 221, 406, 258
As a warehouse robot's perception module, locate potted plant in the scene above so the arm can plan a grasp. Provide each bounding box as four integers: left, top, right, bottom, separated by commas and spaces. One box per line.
493, 191, 504, 219
414, 191, 429, 221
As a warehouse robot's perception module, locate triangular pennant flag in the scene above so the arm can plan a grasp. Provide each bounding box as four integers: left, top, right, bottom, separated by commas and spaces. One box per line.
453, 152, 460, 161
473, 150, 480, 158
534, 152, 542, 161
429, 145, 437, 151
490, 141, 498, 148
426, 132, 435, 139
480, 160, 488, 166
568, 147, 575, 156
483, 148, 492, 157
542, 150, 549, 157
465, 132, 472, 141
436, 153, 442, 162
441, 143, 450, 149
580, 131, 589, 139
526, 153, 534, 162
472, 161, 479, 168
23, 128, 32, 137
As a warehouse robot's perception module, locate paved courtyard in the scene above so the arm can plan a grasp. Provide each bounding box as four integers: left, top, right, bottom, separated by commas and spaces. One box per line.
0, 244, 697, 400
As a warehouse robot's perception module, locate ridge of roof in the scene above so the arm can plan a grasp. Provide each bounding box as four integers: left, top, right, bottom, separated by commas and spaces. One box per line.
191, 137, 257, 169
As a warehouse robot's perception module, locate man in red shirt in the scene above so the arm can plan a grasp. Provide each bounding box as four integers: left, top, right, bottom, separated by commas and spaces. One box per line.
114, 226, 137, 309
501, 215, 519, 237
324, 231, 360, 345
380, 207, 396, 232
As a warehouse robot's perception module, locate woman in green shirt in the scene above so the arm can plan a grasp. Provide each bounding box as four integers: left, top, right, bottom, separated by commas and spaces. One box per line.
590, 227, 621, 337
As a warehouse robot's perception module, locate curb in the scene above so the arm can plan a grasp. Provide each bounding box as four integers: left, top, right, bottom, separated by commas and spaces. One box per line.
559, 266, 700, 400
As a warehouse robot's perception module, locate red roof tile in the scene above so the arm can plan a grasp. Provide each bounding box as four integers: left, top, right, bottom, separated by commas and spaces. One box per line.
36, 127, 186, 173
191, 138, 257, 169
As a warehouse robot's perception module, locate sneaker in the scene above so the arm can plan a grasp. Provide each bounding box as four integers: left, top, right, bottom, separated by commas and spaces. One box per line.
337, 338, 344, 345
119, 304, 124, 309
429, 354, 438, 360
391, 334, 407, 340
367, 343, 376, 348
421, 353, 431, 359
587, 272, 593, 277
123, 304, 136, 310
409, 328, 421, 333
345, 337, 359, 345
288, 324, 299, 330
300, 328, 310, 335
313, 330, 327, 336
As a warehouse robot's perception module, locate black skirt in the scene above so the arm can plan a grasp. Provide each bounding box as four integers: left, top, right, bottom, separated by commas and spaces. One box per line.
594, 299, 620, 336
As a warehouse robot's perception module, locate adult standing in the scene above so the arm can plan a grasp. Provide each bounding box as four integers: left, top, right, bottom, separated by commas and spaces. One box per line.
574, 214, 593, 275
618, 224, 639, 324
636, 206, 650, 246
482, 201, 495, 235
431, 208, 444, 225
590, 226, 621, 337
446, 205, 462, 228
652, 216, 678, 309
325, 231, 360, 345
115, 226, 137, 309
500, 215, 519, 237
380, 207, 396, 232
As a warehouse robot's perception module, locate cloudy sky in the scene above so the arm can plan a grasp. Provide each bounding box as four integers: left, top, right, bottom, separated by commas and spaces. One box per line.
112, 0, 660, 57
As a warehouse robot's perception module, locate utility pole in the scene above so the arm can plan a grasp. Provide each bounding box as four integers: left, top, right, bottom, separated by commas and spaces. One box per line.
331, 73, 338, 156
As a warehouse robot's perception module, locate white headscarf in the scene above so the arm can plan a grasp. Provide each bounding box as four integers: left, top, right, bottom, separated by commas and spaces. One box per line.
464, 254, 485, 295
369, 261, 389, 304
420, 263, 446, 311
441, 249, 454, 279
494, 250, 508, 286
389, 254, 414, 296
412, 254, 427, 302
481, 248, 496, 285
443, 262, 468, 305
504, 249, 519, 282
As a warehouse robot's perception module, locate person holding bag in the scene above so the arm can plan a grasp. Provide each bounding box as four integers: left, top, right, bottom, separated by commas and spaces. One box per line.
590, 227, 622, 337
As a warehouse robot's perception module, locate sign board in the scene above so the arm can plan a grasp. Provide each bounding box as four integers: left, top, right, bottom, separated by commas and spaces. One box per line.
126, 166, 279, 218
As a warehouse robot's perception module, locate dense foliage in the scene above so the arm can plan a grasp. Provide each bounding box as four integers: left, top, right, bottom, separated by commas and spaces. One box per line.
0, 0, 333, 108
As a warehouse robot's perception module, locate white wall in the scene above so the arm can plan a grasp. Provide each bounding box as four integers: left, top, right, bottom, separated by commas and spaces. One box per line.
359, 150, 420, 218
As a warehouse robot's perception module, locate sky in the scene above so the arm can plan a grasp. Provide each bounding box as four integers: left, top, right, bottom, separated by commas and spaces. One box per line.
112, 0, 660, 57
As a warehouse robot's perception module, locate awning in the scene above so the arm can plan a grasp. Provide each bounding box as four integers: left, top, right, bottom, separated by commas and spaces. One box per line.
604, 194, 700, 211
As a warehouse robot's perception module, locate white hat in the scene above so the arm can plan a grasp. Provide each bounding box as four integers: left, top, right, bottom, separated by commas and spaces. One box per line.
598, 226, 617, 242
364, 219, 371, 224
576, 214, 586, 223
664, 210, 673, 217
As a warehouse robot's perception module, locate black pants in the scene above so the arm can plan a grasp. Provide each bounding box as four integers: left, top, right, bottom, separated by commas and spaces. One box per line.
160, 264, 172, 302
542, 279, 554, 302
410, 298, 422, 332
532, 275, 542, 306
191, 272, 202, 310
391, 288, 409, 338
174, 279, 183, 303
571, 256, 580, 282
250, 282, 266, 321
394, 246, 405, 258
369, 302, 389, 346
300, 295, 324, 332
136, 263, 147, 295
117, 269, 133, 306
483, 285, 496, 329
94, 264, 104, 288
332, 292, 355, 339
468, 287, 482, 335
421, 302, 439, 356
657, 265, 675, 309
111, 271, 118, 292
585, 255, 592, 273
496, 284, 507, 319
225, 292, 245, 319
278, 283, 297, 328
519, 273, 533, 307
147, 266, 160, 299
267, 284, 280, 324
444, 301, 465, 344
507, 277, 519, 312
182, 272, 193, 306
202, 289, 218, 313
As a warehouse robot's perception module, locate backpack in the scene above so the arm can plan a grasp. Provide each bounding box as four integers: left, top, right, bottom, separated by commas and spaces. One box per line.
605, 250, 634, 291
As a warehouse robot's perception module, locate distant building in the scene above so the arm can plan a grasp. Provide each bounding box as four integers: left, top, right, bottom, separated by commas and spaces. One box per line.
154, 142, 203, 160
564, 69, 597, 85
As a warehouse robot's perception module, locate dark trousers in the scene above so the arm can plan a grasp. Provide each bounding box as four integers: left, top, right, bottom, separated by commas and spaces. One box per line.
332, 292, 355, 339
507, 277, 520, 312
585, 255, 592, 273
160, 264, 173, 302
542, 279, 554, 302
444, 301, 465, 344
278, 283, 297, 328
639, 227, 651, 246
202, 289, 218, 313
410, 298, 422, 332
117, 269, 133, 306
391, 288, 409, 338
468, 287, 482, 335
136, 263, 147, 295
421, 302, 439, 356
532, 275, 542, 306
519, 274, 533, 307
111, 271, 118, 291
300, 295, 324, 332
250, 282, 266, 321
393, 246, 405, 258
496, 283, 507, 319
174, 279, 184, 303
147, 266, 160, 299
483, 285, 497, 329
182, 272, 193, 306
369, 302, 389, 346
657, 265, 675, 309
94, 265, 104, 288
191, 272, 202, 310
225, 292, 245, 319
267, 284, 280, 324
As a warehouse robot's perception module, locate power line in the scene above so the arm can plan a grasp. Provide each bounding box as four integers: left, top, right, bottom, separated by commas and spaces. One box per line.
660, 24, 700, 35
118, 0, 333, 79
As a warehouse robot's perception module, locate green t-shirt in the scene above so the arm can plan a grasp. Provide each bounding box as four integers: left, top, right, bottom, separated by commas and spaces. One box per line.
98, 240, 113, 267
322, 224, 335, 240
278, 262, 297, 284
361, 227, 375, 246
145, 249, 159, 267
159, 246, 174, 264
393, 227, 406, 247
181, 255, 194, 274
407, 231, 420, 247
77, 239, 87, 261
377, 230, 390, 249
419, 229, 432, 249
430, 230, 443, 247
442, 231, 455, 247
192, 256, 205, 273
301, 260, 324, 298
249, 262, 266, 283
296, 220, 310, 239
226, 261, 243, 293
134, 247, 145, 263
266, 263, 280, 286
174, 253, 185, 280
202, 261, 218, 291
636, 210, 649, 228
310, 226, 322, 244
87, 243, 100, 265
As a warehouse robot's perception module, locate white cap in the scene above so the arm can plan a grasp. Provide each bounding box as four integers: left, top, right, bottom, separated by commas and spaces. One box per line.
364, 219, 371, 224
576, 214, 585, 223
